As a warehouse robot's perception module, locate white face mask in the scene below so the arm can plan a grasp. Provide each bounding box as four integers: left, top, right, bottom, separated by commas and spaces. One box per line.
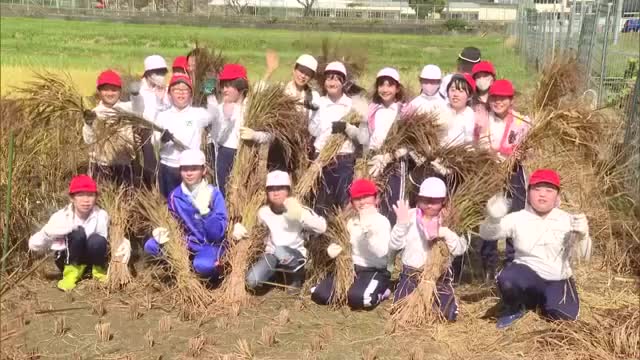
476, 77, 493, 92
421, 83, 440, 97
148, 73, 166, 88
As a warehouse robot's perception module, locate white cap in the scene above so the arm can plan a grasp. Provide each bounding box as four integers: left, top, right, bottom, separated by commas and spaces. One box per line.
419, 177, 447, 198
325, 61, 347, 78
295, 54, 318, 73
144, 55, 168, 72
376, 67, 400, 83
266, 171, 291, 187
179, 149, 206, 167
420, 65, 442, 80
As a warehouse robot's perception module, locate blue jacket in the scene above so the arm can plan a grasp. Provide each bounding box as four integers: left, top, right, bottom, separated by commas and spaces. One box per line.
168, 184, 228, 251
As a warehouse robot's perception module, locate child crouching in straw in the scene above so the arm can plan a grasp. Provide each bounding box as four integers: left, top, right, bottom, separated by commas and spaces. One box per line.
232, 171, 327, 295
29, 175, 113, 291
144, 149, 228, 281
311, 179, 391, 310
390, 177, 467, 321
479, 169, 591, 329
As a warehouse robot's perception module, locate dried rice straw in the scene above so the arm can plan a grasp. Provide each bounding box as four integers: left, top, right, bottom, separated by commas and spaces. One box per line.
190, 43, 226, 107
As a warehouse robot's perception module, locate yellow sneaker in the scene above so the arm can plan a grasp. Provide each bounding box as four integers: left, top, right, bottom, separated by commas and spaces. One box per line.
57, 264, 87, 291
92, 265, 108, 282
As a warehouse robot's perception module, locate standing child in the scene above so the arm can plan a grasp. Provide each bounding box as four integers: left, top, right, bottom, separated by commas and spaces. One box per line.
440, 47, 481, 101
308, 61, 369, 216
140, 55, 170, 119
154, 74, 218, 198
438, 73, 476, 147
311, 179, 391, 310
390, 177, 468, 321
471, 61, 496, 140
82, 69, 144, 185
408, 65, 446, 114
213, 64, 249, 197
144, 149, 228, 280
477, 79, 531, 282
28, 175, 113, 291
233, 171, 327, 294
479, 169, 591, 328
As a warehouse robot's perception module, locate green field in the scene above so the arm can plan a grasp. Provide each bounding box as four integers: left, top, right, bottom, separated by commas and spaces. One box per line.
0, 17, 532, 95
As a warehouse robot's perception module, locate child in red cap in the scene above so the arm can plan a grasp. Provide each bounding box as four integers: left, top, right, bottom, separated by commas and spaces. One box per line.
82, 69, 144, 185
311, 178, 392, 310
28, 175, 115, 291
471, 61, 496, 139
479, 169, 591, 329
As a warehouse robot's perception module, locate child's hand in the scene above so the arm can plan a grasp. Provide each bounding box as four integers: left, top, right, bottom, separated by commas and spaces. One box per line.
153, 227, 171, 245
283, 197, 304, 222
232, 223, 248, 240
327, 243, 343, 259
392, 199, 411, 225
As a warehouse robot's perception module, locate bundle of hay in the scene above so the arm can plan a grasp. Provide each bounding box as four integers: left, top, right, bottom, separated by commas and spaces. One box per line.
189, 44, 226, 107
135, 188, 214, 313
99, 183, 134, 291
378, 110, 442, 159
529, 54, 585, 112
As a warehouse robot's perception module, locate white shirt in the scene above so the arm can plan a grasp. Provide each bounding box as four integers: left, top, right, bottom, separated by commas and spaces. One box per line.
389, 209, 468, 269
437, 104, 475, 146
28, 205, 109, 252
409, 93, 446, 116
284, 81, 320, 121
369, 103, 399, 151
486, 113, 508, 151
82, 98, 144, 165
309, 94, 361, 154
215, 100, 246, 150
154, 104, 217, 167
257, 205, 327, 258
347, 210, 390, 269
479, 208, 592, 281
205, 96, 221, 145
140, 77, 170, 122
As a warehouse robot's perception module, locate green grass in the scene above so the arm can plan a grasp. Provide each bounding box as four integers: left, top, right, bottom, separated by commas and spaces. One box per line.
0, 17, 532, 94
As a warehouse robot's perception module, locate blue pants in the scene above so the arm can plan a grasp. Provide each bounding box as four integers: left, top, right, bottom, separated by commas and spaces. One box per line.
245, 246, 305, 289
497, 263, 579, 320
314, 154, 355, 217
480, 163, 527, 271
216, 146, 236, 198
158, 163, 181, 200
311, 265, 390, 310
393, 266, 458, 321
54, 228, 108, 270
380, 169, 402, 227
144, 238, 224, 280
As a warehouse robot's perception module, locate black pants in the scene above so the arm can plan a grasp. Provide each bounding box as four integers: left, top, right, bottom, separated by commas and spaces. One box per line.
311, 265, 391, 310
139, 130, 158, 187
314, 154, 355, 217
158, 163, 182, 199
91, 163, 134, 187
54, 227, 108, 271
216, 146, 236, 198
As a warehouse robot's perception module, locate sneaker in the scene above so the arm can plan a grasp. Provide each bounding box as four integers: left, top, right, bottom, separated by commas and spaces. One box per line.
496, 308, 526, 329
57, 264, 87, 291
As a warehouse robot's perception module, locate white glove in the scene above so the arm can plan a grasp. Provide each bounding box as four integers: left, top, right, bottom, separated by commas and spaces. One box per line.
232, 223, 248, 240
487, 193, 510, 219
327, 244, 343, 259
194, 185, 213, 216
43, 211, 74, 238
153, 227, 170, 245
394, 147, 408, 159
283, 197, 304, 222
367, 154, 391, 177
392, 199, 411, 225
345, 123, 360, 139
239, 127, 256, 141
438, 227, 458, 246
114, 238, 132, 264
570, 214, 589, 236
431, 158, 451, 176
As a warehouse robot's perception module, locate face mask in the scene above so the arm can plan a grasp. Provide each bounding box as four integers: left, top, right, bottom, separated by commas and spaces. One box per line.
476, 77, 493, 92
421, 83, 440, 97
148, 73, 166, 88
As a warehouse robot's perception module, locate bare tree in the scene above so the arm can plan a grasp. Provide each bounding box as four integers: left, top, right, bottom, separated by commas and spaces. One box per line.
296, 0, 315, 17
226, 0, 248, 15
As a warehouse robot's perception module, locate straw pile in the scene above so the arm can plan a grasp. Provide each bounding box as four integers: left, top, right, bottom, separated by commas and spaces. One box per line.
378, 110, 442, 159
390, 240, 450, 328
529, 54, 585, 112
99, 183, 134, 291
135, 188, 214, 313
190, 44, 226, 107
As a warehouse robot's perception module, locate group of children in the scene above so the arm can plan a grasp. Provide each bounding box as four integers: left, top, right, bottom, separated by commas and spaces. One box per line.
28, 46, 593, 329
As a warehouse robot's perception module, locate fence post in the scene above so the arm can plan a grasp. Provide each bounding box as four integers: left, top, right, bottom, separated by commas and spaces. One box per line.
597, 3, 612, 107
565, 0, 574, 49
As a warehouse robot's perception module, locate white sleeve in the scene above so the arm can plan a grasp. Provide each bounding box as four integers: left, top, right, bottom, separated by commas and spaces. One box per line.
308, 110, 322, 138
204, 95, 220, 128
300, 208, 327, 235
131, 94, 145, 115
464, 115, 475, 143
578, 233, 592, 261
82, 123, 96, 145
28, 228, 51, 252
389, 222, 410, 251
367, 217, 391, 258
444, 230, 468, 257
96, 210, 109, 239
479, 213, 516, 241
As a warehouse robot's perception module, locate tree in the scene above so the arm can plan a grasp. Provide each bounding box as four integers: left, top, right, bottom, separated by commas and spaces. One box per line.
226, 0, 248, 15
296, 0, 316, 17
408, 0, 447, 19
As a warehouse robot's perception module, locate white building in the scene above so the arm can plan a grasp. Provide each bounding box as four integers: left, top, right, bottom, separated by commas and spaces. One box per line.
208, 0, 417, 18
442, 2, 519, 20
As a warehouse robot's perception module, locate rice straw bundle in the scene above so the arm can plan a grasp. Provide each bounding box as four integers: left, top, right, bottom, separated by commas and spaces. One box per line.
378, 110, 443, 160
318, 208, 355, 308
190, 44, 226, 107
294, 110, 363, 200
99, 183, 134, 291
390, 240, 450, 328
135, 188, 214, 313
530, 55, 585, 112
430, 143, 502, 184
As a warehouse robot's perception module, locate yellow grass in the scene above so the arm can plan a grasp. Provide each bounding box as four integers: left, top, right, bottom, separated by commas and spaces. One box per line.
1, 66, 99, 96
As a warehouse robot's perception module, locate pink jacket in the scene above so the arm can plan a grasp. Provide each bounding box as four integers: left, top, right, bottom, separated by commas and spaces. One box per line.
478, 109, 531, 157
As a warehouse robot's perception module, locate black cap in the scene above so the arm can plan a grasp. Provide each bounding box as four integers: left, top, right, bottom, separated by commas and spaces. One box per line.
458, 47, 481, 63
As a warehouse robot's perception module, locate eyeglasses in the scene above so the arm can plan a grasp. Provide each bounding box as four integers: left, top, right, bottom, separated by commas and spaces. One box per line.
171, 87, 191, 94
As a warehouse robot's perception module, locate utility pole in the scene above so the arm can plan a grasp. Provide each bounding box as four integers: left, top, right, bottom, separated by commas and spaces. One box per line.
613, 0, 624, 45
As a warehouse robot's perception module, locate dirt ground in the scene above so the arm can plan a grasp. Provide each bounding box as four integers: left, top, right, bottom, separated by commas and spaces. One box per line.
1, 254, 637, 360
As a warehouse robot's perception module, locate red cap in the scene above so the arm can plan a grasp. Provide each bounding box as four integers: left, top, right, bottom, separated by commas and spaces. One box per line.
472, 61, 496, 77
172, 56, 188, 72
349, 179, 378, 199
448, 73, 477, 93
529, 169, 560, 188
96, 70, 122, 88
68, 174, 98, 194
489, 79, 515, 97
169, 73, 193, 89
219, 64, 248, 81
